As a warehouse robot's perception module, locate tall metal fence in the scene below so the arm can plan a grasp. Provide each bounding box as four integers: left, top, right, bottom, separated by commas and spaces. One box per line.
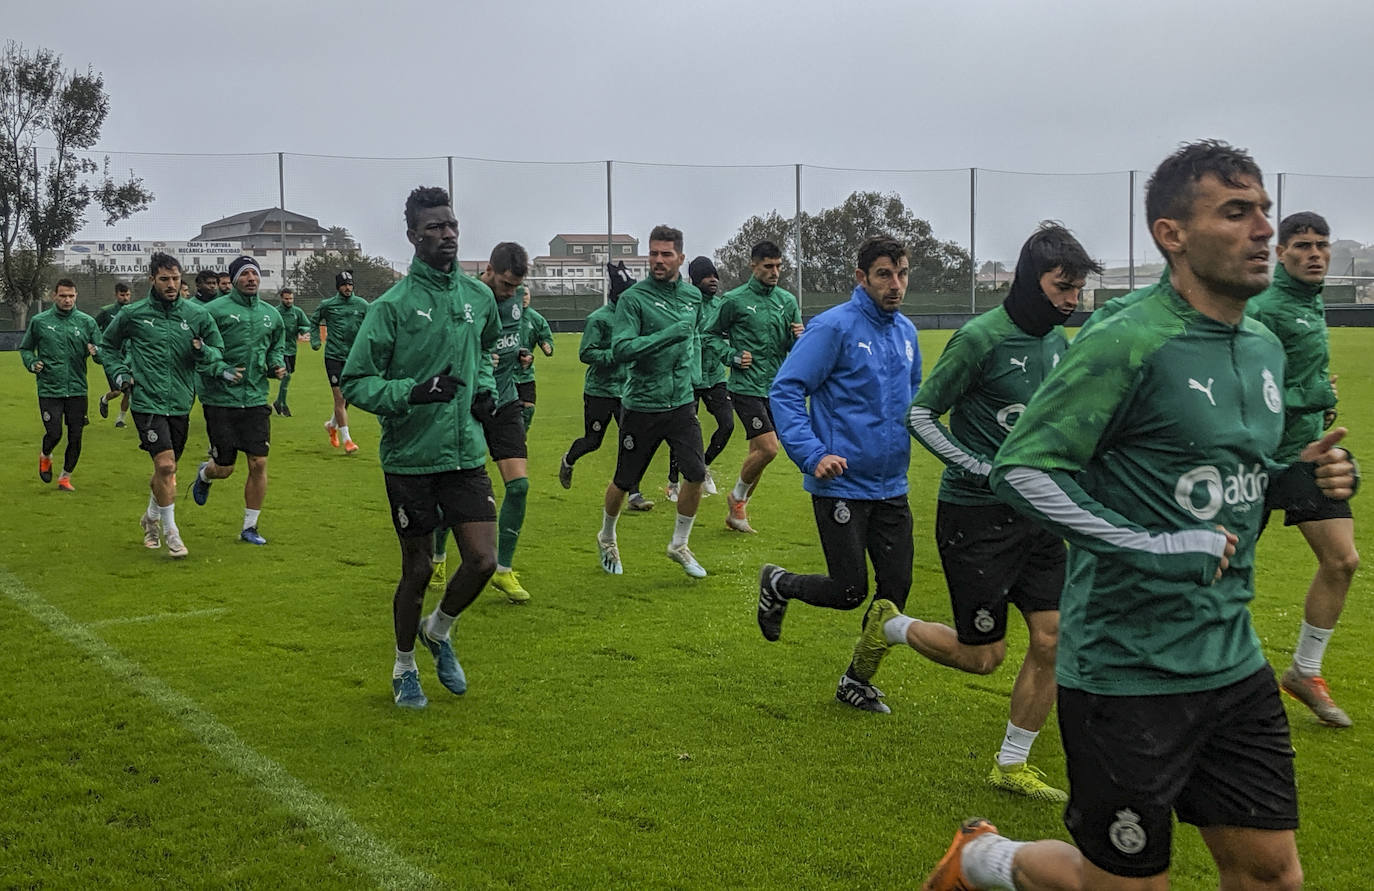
13, 150, 1374, 327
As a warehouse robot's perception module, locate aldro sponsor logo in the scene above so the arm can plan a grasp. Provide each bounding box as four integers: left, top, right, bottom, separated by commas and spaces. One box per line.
1174, 463, 1269, 521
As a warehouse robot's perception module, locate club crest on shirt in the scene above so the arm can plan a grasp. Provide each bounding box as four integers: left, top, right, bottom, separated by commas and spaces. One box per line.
512, 305, 521, 320
905, 340, 914, 362
1262, 368, 1282, 414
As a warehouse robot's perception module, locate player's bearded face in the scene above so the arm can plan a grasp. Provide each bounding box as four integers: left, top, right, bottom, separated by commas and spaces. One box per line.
152, 268, 182, 300
649, 241, 682, 282
752, 257, 782, 287
1179, 173, 1274, 301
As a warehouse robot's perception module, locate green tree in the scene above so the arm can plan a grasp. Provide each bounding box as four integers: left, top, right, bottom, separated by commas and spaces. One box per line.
288, 247, 399, 301
715, 191, 971, 298
0, 42, 152, 328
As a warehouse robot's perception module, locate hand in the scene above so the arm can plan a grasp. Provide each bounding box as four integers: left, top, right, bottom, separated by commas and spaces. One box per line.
86, 343, 98, 356
490, 352, 499, 369
518, 348, 534, 369
1301, 427, 1358, 500
1213, 525, 1238, 581
191, 336, 202, 351
814, 454, 847, 480
221, 366, 245, 382
1330, 373, 1339, 401
790, 322, 804, 338
116, 373, 134, 391
272, 366, 286, 380
1324, 409, 1338, 430
30, 361, 44, 373
735, 350, 753, 369
539, 342, 553, 357
409, 366, 462, 405
297, 334, 309, 343
470, 389, 498, 420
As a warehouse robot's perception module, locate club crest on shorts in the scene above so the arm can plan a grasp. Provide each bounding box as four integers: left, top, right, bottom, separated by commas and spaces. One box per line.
833, 500, 850, 524
42, 411, 50, 422
396, 505, 409, 529
751, 416, 762, 430
1262, 368, 1282, 414
330, 374, 339, 385
974, 608, 995, 633
592, 420, 602, 432
146, 429, 158, 443
1109, 808, 1146, 855
622, 434, 634, 451
210, 445, 219, 460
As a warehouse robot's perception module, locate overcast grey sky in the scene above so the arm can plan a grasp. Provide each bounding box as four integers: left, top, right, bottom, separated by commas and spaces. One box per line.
10, 0, 1374, 268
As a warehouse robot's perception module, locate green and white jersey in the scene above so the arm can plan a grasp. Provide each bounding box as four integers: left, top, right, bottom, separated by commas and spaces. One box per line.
578, 302, 625, 399
989, 278, 1288, 696
707, 277, 800, 397
908, 305, 1066, 506
514, 305, 552, 385
1074, 273, 1161, 342
491, 294, 523, 407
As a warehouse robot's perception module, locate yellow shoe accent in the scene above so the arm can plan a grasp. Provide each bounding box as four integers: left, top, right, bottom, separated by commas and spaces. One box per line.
987, 761, 1067, 802
490, 569, 531, 603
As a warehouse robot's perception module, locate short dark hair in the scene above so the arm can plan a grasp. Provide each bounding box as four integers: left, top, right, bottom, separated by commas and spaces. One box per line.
217, 271, 230, 279
1020, 221, 1103, 281
856, 235, 907, 275
489, 242, 529, 277
195, 268, 218, 285
648, 225, 683, 253
1278, 211, 1330, 245
115, 281, 131, 293
751, 240, 783, 262
148, 253, 181, 275
54, 278, 76, 291
1145, 140, 1263, 257
405, 186, 451, 231
279, 287, 293, 297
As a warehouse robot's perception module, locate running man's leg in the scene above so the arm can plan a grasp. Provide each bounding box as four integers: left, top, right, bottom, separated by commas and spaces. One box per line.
59, 395, 87, 478
1282, 514, 1359, 725
726, 395, 776, 532
38, 397, 63, 481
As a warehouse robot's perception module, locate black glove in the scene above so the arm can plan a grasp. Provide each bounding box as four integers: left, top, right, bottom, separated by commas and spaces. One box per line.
470, 390, 498, 421
408, 366, 462, 405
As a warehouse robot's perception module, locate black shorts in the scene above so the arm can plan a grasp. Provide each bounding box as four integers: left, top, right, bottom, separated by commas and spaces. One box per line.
697, 383, 732, 418
133, 412, 190, 459
732, 392, 775, 439
384, 468, 497, 538
283, 354, 297, 374
39, 395, 88, 431
814, 494, 915, 611
516, 380, 536, 405
324, 358, 345, 387
1059, 667, 1297, 879
936, 500, 1065, 645
203, 404, 272, 465
1264, 462, 1354, 527
613, 403, 704, 492
104, 371, 119, 392
481, 400, 527, 461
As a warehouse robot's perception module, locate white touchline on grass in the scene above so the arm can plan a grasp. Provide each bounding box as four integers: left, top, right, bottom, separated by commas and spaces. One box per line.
87, 607, 230, 628
0, 569, 434, 890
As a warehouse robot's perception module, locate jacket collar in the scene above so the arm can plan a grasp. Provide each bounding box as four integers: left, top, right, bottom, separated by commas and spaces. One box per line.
1272, 262, 1323, 304
850, 285, 896, 325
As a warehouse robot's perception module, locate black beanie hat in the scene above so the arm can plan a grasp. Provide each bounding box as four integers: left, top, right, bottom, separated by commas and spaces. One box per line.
607, 261, 635, 302
688, 256, 718, 285
336, 270, 354, 288
228, 255, 260, 285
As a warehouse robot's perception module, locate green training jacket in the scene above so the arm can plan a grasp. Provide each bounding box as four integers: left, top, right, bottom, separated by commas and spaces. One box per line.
908, 305, 1067, 506
310, 291, 370, 362
95, 301, 131, 333
340, 257, 500, 474
579, 302, 626, 399
491, 294, 524, 407
20, 306, 103, 398
198, 289, 286, 408
707, 277, 801, 397
278, 303, 313, 357
990, 277, 1288, 696
514, 305, 552, 385
611, 276, 702, 412
1245, 263, 1336, 462
695, 294, 729, 389
99, 290, 230, 416
1073, 271, 1165, 342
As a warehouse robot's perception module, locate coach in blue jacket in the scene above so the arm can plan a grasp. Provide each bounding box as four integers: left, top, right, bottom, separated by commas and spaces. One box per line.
755, 234, 923, 714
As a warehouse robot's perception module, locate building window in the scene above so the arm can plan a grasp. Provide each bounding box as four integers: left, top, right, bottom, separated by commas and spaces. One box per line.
622, 245, 632, 254
573, 245, 584, 254
253, 249, 268, 257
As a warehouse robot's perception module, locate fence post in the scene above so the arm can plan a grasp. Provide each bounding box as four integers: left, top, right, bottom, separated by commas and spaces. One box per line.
794, 163, 803, 308
1276, 172, 1284, 230
278, 152, 286, 292
1128, 169, 1136, 292
446, 156, 454, 208
969, 167, 977, 313
605, 160, 613, 308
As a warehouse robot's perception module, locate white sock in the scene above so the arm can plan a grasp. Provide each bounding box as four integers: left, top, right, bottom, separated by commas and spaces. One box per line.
59, 471, 71, 481
146, 494, 159, 520
339, 425, 351, 442
158, 503, 177, 534
197, 463, 210, 483
670, 512, 695, 548
884, 614, 915, 645
393, 648, 417, 677
1293, 621, 1333, 676
496, 564, 511, 574
962, 833, 1024, 890
997, 722, 1039, 767
427, 608, 458, 640
601, 510, 619, 541
40, 451, 50, 461
326, 417, 336, 430
117, 409, 126, 422
243, 508, 261, 531
731, 476, 751, 501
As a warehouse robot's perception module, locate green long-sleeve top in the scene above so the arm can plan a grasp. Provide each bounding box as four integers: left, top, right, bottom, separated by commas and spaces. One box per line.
310, 291, 370, 361
514, 306, 552, 385
491, 294, 524, 407
19, 306, 103, 397
695, 295, 730, 389
707, 277, 801, 397
908, 305, 1067, 505
198, 289, 286, 408
1245, 263, 1336, 462
99, 290, 230, 416
340, 257, 500, 475
990, 278, 1288, 696
611, 276, 703, 412
278, 303, 313, 357
578, 302, 626, 399
95, 301, 131, 333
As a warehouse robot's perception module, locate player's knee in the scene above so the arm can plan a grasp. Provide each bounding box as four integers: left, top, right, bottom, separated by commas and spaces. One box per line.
1325, 547, 1359, 580
1222, 855, 1302, 891
504, 476, 529, 503
966, 643, 1005, 674
755, 437, 779, 460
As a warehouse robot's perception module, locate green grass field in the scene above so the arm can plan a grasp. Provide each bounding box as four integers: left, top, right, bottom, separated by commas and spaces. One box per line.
1, 327, 1371, 890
